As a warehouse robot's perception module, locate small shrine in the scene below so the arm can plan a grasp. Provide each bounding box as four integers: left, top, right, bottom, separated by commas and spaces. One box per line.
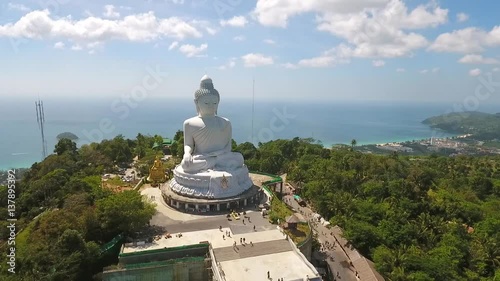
148, 156, 167, 185
285, 214, 301, 229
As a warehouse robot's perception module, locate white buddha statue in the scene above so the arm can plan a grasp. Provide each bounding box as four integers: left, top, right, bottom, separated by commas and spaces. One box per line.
169, 75, 253, 199
181, 75, 244, 173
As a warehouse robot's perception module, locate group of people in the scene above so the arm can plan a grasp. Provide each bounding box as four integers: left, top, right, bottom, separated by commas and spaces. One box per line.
239, 237, 253, 246
220, 226, 232, 240
320, 240, 336, 252
232, 237, 254, 250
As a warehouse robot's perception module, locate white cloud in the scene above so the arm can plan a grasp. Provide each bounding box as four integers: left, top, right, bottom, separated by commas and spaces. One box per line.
429, 26, 500, 53
217, 58, 237, 70
220, 16, 248, 27
253, 0, 447, 59
299, 56, 336, 68
372, 60, 385, 67
458, 54, 500, 65
77, 41, 103, 53
227, 60, 236, 68
456, 13, 469, 23
264, 39, 276, 45
0, 10, 204, 46
469, 68, 481, 77
168, 41, 179, 50
282, 63, 299, 69
54, 41, 65, 49
253, 0, 388, 28
233, 35, 245, 41
254, 0, 447, 28
178, 43, 207, 57
295, 47, 351, 68
493, 67, 499, 72
205, 27, 217, 35
419, 68, 439, 74
103, 5, 120, 19
8, 3, 30, 12
241, 53, 274, 67
396, 68, 405, 72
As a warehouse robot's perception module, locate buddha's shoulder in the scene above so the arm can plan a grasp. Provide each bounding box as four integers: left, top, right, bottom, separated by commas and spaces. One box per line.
184, 116, 199, 124
183, 116, 230, 126
217, 116, 230, 123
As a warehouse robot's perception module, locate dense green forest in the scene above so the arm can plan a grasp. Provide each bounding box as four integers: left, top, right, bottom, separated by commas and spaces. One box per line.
233, 138, 500, 281
422, 111, 500, 140
0, 135, 158, 281
2, 134, 500, 280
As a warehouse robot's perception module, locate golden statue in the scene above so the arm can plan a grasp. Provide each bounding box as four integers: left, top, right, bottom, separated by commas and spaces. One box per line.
148, 156, 166, 185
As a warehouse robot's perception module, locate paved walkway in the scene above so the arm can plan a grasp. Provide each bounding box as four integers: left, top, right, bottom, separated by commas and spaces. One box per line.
214, 240, 292, 262
282, 186, 358, 281
282, 182, 384, 281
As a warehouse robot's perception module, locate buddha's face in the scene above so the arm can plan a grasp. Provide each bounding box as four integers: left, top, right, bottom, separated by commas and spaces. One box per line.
196, 95, 219, 117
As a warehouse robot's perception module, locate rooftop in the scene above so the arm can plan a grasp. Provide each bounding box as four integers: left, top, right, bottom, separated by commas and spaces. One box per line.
122, 226, 319, 280
122, 188, 321, 280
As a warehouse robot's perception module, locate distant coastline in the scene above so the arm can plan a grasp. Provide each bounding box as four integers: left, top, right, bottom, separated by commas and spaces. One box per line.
0, 134, 454, 171
3, 100, 499, 171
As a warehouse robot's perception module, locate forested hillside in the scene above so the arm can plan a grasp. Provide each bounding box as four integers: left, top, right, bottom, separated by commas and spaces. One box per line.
0, 135, 158, 281
235, 138, 500, 281
1, 135, 499, 280
423, 111, 500, 140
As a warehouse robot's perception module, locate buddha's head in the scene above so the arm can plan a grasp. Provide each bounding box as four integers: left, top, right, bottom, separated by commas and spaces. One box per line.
194, 75, 220, 117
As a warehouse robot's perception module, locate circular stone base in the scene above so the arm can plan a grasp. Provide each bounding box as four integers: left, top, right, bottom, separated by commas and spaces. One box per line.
161, 183, 263, 213
170, 165, 253, 199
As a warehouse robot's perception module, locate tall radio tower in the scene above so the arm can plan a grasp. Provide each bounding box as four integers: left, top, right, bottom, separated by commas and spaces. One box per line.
251, 78, 255, 143
35, 99, 48, 159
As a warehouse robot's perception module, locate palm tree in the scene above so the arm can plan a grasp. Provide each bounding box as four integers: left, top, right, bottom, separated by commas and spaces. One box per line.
351, 139, 357, 149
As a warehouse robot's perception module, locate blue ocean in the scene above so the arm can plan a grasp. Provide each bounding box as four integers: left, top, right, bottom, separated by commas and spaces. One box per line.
1, 97, 499, 171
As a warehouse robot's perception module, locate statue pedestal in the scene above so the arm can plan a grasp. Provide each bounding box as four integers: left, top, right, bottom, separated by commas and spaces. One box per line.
169, 165, 253, 199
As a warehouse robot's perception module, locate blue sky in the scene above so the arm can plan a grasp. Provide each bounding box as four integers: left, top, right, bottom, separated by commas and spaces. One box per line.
0, 0, 499, 103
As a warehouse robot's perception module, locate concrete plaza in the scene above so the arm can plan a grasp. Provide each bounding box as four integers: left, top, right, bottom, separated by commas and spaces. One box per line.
131, 186, 321, 281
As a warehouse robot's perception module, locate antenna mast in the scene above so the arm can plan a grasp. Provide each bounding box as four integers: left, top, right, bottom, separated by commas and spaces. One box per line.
35, 99, 48, 159
251, 78, 255, 143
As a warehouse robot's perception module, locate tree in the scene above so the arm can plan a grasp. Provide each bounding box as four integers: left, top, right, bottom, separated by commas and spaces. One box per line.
232, 139, 237, 150
54, 138, 78, 156
234, 142, 258, 159
170, 130, 184, 158
18, 169, 70, 215
351, 138, 357, 149
98, 135, 133, 164
79, 143, 113, 172
96, 190, 156, 240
